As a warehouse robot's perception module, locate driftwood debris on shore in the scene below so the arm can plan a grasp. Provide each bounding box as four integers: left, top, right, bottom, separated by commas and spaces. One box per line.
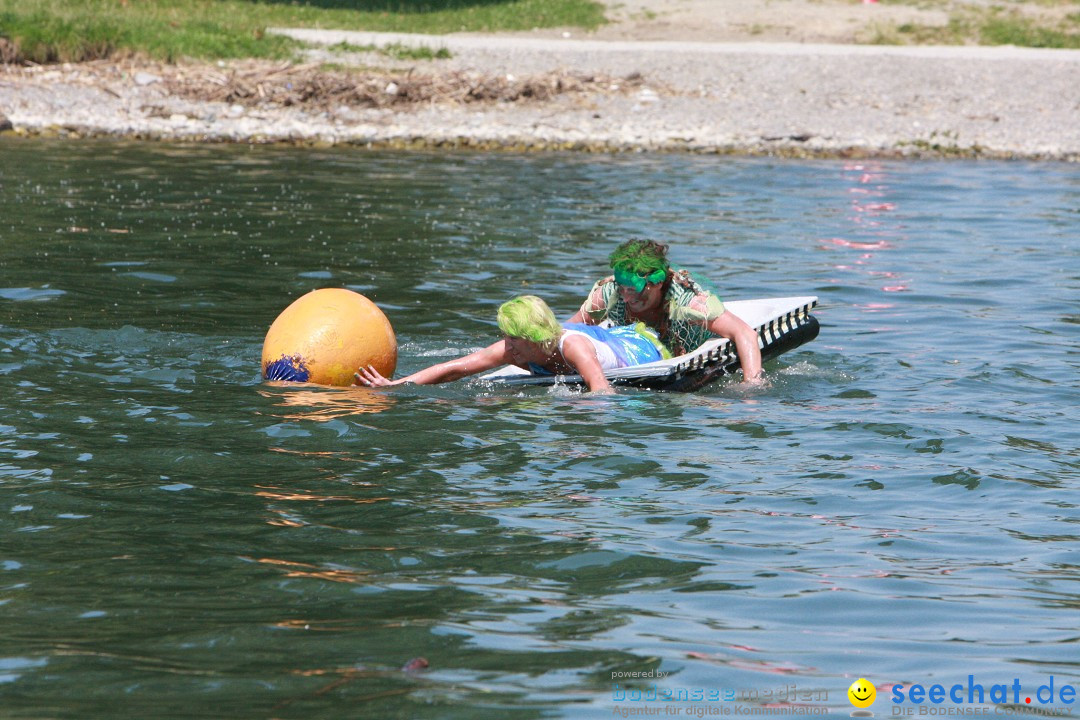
163, 60, 646, 111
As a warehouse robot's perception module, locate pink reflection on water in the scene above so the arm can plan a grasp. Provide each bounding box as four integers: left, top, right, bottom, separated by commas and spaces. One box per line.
686, 651, 817, 675
851, 201, 897, 213
816, 163, 912, 297
823, 237, 892, 250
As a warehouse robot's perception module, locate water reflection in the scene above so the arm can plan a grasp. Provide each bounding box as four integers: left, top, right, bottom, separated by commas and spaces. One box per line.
258, 385, 396, 421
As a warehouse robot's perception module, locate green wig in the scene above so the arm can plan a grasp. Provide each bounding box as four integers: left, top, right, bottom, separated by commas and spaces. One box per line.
608, 239, 670, 279
497, 295, 561, 353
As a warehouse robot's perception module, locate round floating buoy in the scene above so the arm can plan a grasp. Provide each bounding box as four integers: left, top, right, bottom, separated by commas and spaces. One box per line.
262, 288, 397, 386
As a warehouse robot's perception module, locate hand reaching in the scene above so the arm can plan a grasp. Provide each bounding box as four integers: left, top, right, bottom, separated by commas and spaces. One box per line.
354, 365, 398, 388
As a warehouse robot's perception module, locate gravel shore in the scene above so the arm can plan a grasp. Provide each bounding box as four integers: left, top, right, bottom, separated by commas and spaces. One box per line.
2, 26, 1078, 160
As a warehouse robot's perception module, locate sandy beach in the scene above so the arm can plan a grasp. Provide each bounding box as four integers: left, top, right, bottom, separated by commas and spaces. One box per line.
1, 0, 1078, 159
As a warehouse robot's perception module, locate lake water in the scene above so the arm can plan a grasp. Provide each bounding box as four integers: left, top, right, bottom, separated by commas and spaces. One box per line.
0, 139, 1076, 719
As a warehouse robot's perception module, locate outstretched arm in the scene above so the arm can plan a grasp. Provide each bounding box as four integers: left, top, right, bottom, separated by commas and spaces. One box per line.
559, 334, 614, 394
707, 310, 763, 384
355, 340, 510, 388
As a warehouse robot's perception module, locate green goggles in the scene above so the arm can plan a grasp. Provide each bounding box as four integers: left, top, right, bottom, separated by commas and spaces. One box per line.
614, 265, 667, 294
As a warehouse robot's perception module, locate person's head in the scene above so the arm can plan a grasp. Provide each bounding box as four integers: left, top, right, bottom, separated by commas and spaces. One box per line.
497, 295, 561, 355
609, 240, 670, 310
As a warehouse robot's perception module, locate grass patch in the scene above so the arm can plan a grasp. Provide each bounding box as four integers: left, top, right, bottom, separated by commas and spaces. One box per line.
330, 40, 453, 60
868, 14, 1080, 47
0, 0, 605, 64
868, 16, 972, 45
381, 42, 454, 60
867, 0, 1080, 47
980, 14, 1080, 46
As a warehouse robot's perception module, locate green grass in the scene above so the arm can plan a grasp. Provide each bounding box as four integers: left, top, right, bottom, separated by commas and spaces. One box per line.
867, 0, 1080, 47
329, 40, 453, 59
979, 14, 1080, 46
871, 13, 1080, 47
0, 0, 605, 64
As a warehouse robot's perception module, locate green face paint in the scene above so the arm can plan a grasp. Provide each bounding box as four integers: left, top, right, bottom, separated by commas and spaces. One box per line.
614, 265, 666, 293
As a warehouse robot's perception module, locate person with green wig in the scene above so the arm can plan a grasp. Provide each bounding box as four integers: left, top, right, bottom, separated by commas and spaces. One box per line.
567, 239, 763, 384
355, 295, 670, 394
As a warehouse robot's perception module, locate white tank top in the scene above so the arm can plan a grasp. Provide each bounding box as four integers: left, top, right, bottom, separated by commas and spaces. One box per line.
557, 329, 621, 370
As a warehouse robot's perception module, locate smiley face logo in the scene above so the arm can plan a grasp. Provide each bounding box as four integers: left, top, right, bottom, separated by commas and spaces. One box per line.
848, 678, 876, 708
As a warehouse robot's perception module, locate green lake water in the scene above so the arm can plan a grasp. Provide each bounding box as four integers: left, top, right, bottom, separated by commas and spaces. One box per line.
0, 139, 1077, 718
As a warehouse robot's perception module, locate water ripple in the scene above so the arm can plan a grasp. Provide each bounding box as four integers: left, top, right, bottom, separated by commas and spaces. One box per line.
0, 142, 1076, 717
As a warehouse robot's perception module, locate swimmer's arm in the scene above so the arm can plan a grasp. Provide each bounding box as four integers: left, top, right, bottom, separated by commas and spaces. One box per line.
707, 310, 763, 384
355, 341, 510, 387
560, 334, 614, 394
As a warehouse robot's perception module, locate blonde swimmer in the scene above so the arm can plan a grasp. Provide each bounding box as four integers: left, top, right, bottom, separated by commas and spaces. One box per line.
355, 295, 669, 395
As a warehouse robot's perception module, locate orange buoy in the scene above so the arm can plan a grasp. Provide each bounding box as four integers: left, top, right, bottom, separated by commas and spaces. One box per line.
262, 288, 397, 386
